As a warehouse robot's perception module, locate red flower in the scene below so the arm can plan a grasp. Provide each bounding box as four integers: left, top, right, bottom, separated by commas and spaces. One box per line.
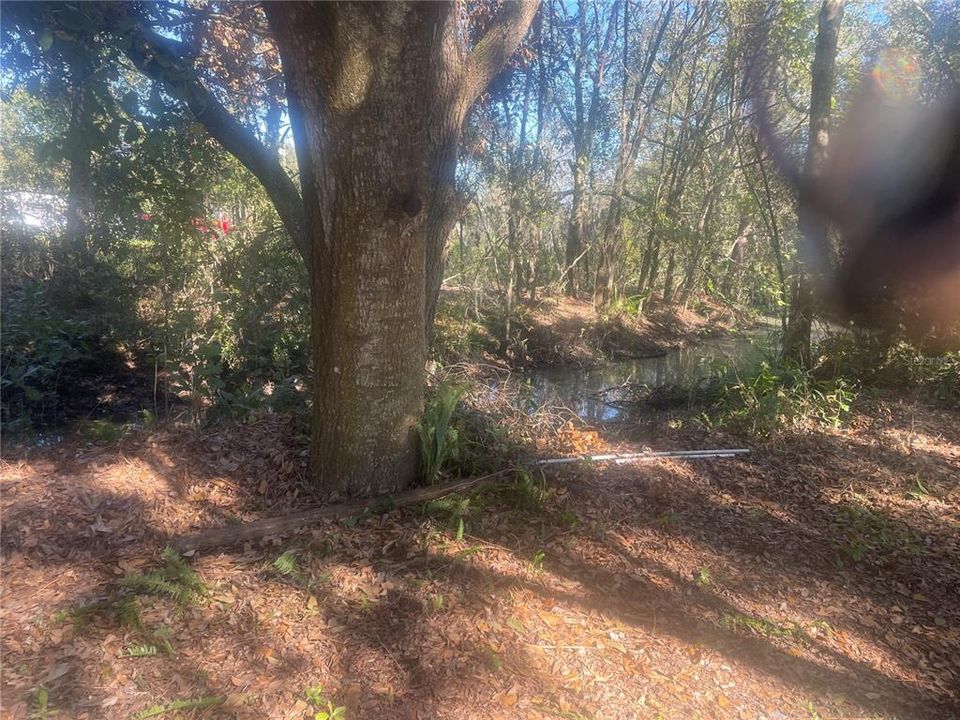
139, 212, 153, 221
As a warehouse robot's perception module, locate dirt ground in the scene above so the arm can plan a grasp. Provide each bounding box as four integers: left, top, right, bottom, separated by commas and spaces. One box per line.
2, 393, 959, 719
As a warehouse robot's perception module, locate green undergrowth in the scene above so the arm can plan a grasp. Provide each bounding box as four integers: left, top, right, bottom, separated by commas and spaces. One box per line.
698, 361, 856, 437
1, 283, 96, 434
720, 611, 807, 642
417, 371, 529, 485
816, 334, 960, 407
120, 547, 206, 604
305, 685, 347, 720
828, 498, 924, 564
431, 292, 500, 363
29, 685, 57, 719
55, 547, 204, 660
269, 547, 330, 592
418, 384, 466, 484
421, 468, 578, 545
619, 332, 955, 439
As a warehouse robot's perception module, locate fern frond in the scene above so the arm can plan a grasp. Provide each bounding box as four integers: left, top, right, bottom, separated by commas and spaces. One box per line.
121, 549, 206, 605
160, 546, 185, 570
158, 547, 206, 593
111, 596, 144, 630
123, 643, 158, 658
273, 549, 301, 577
122, 573, 191, 603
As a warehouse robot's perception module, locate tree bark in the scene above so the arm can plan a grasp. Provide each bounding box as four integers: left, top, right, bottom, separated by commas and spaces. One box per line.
63, 79, 93, 259
266, 1, 537, 494
783, 0, 844, 367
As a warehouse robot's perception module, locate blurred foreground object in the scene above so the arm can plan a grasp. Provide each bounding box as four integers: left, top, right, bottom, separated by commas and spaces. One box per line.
823, 74, 960, 340
761, 51, 960, 345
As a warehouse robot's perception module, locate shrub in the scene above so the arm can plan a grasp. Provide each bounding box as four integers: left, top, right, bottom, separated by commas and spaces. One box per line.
701, 361, 856, 436
1, 283, 94, 433
815, 333, 960, 406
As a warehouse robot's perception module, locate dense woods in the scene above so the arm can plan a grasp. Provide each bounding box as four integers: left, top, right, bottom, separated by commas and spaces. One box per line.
2, 1, 959, 718
3, 1, 958, 449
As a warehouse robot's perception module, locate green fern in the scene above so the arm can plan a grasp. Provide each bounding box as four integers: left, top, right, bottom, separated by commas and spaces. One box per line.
58, 595, 143, 633
121, 547, 206, 605
112, 596, 144, 630
123, 643, 159, 658
417, 384, 465, 484
133, 695, 225, 719
272, 548, 315, 590
55, 599, 104, 631
122, 576, 186, 602
273, 549, 301, 577
159, 547, 205, 594
29, 686, 57, 719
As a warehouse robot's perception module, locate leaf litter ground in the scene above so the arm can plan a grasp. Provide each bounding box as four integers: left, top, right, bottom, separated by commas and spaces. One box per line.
2, 393, 958, 719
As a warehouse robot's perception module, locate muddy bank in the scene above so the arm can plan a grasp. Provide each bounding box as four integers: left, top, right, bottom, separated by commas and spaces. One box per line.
433, 290, 753, 369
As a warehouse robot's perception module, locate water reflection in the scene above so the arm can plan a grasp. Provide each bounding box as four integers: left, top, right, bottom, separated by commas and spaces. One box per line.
507, 332, 778, 422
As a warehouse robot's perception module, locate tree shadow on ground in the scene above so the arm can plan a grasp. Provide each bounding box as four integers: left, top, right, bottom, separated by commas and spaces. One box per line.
2, 395, 958, 718
434, 468, 959, 718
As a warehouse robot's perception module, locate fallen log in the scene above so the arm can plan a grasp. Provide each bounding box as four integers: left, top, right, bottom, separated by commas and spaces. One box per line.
172, 473, 504, 553
174, 445, 747, 553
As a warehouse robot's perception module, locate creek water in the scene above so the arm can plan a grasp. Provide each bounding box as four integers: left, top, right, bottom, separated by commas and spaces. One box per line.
505, 327, 781, 422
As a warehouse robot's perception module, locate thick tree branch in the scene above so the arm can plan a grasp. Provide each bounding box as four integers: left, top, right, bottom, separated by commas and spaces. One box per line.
464, 0, 540, 105
172, 473, 506, 553
122, 27, 308, 264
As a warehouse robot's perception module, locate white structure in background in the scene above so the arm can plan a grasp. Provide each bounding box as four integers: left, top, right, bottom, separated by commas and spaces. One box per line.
1, 191, 67, 233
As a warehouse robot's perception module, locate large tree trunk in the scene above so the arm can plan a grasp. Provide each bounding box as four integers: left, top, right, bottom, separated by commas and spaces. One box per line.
565, 157, 586, 296
49, 75, 95, 308
63, 80, 92, 259
267, 2, 536, 494
783, 0, 844, 367
269, 5, 458, 495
